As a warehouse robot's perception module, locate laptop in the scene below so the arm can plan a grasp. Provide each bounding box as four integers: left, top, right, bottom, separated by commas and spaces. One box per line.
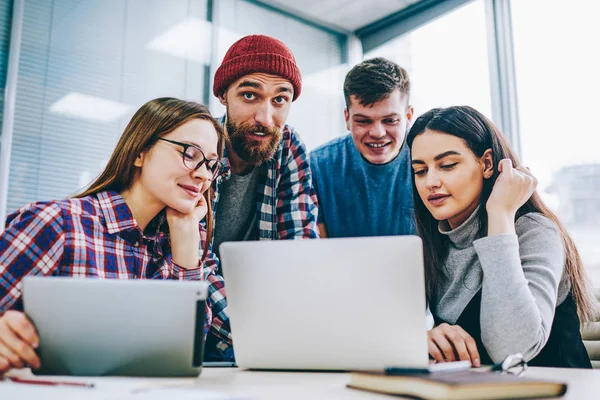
23, 277, 208, 377
219, 236, 429, 371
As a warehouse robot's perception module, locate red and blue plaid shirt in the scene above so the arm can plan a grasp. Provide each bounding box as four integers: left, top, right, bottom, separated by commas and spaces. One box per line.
0, 191, 219, 333
205, 122, 320, 359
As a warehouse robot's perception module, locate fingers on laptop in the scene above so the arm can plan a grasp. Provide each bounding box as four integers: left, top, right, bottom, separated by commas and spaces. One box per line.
0, 311, 41, 373
428, 323, 480, 367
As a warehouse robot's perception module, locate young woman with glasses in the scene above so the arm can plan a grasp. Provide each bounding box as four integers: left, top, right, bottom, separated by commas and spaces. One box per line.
408, 106, 595, 369
0, 97, 227, 374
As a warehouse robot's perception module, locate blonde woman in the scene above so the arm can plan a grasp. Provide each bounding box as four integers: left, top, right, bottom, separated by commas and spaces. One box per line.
0, 97, 226, 374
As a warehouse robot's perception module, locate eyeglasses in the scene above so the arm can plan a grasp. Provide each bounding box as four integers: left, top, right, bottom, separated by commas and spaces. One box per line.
158, 138, 223, 180
491, 353, 528, 377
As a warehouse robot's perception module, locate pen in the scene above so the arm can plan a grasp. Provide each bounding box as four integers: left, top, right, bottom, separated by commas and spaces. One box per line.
386, 360, 472, 375
6, 376, 95, 388
427, 360, 472, 373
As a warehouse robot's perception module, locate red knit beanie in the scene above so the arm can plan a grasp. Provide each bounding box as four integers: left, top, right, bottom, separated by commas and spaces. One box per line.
213, 34, 302, 101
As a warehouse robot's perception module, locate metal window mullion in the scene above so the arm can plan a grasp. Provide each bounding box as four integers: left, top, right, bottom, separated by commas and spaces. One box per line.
345, 34, 363, 68
208, 0, 220, 115
485, 0, 521, 158
0, 0, 24, 228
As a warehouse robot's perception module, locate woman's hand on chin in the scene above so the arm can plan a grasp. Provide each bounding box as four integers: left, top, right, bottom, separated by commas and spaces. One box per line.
167, 195, 208, 269
166, 194, 208, 227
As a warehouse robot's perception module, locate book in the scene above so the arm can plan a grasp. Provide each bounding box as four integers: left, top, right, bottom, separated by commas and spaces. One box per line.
347, 370, 567, 400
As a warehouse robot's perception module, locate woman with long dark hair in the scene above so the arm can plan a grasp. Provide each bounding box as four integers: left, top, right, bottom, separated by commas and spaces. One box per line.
408, 105, 595, 368
0, 97, 227, 374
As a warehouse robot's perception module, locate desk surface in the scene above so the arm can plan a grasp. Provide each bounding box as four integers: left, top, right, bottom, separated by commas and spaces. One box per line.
2, 366, 600, 399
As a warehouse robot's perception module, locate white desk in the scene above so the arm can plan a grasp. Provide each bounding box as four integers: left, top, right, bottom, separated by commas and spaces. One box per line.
2, 367, 600, 399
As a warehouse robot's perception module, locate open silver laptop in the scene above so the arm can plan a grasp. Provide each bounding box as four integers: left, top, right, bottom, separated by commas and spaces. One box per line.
23, 277, 208, 376
220, 236, 429, 371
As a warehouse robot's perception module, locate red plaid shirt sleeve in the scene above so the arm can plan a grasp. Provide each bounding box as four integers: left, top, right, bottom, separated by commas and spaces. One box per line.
276, 128, 320, 239
201, 238, 230, 350
1, 193, 217, 336
0, 202, 66, 312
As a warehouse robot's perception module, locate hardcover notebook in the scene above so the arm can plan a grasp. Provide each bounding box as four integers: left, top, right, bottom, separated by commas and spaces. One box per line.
347, 370, 567, 400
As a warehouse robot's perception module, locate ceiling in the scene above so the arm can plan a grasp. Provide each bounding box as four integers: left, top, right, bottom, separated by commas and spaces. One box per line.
255, 0, 421, 32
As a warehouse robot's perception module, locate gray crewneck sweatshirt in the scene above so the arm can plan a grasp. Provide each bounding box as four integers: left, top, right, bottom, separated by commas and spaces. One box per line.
434, 207, 571, 363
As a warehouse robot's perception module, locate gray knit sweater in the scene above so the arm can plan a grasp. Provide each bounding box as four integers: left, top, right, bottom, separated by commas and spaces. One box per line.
434, 207, 571, 363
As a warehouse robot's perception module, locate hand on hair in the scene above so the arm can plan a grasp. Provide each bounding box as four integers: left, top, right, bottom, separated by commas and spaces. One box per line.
167, 195, 208, 270
486, 159, 538, 217
428, 323, 480, 367
0, 311, 41, 375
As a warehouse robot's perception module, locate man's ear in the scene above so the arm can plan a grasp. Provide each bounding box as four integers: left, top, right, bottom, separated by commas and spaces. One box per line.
344, 108, 350, 131
218, 93, 227, 106
405, 105, 415, 124
482, 148, 494, 179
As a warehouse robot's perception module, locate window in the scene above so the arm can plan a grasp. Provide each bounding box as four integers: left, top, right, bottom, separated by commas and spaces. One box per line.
512, 0, 600, 285
0, 0, 12, 139
364, 0, 493, 120
5, 0, 211, 215
212, 0, 346, 151
1, 0, 346, 220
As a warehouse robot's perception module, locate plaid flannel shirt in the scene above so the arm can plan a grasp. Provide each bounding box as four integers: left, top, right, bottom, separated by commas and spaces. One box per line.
205, 121, 320, 358
0, 191, 217, 334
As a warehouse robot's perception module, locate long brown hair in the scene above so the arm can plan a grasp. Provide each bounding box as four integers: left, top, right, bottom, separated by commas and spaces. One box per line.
406, 105, 596, 323
76, 97, 226, 261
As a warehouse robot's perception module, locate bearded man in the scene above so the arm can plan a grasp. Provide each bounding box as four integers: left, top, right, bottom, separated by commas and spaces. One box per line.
204, 34, 319, 362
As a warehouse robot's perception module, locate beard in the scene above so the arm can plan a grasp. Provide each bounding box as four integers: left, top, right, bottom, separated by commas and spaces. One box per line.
226, 118, 282, 167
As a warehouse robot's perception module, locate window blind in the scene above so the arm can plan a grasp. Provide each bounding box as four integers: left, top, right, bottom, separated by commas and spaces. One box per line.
6, 0, 209, 214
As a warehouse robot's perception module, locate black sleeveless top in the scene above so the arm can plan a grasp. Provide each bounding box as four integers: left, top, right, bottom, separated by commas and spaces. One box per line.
434, 290, 591, 368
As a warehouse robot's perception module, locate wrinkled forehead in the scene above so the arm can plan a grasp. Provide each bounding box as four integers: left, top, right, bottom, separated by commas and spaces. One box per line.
230, 73, 293, 94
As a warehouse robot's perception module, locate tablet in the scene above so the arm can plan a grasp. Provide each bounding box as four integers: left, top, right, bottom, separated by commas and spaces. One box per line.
22, 277, 208, 377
